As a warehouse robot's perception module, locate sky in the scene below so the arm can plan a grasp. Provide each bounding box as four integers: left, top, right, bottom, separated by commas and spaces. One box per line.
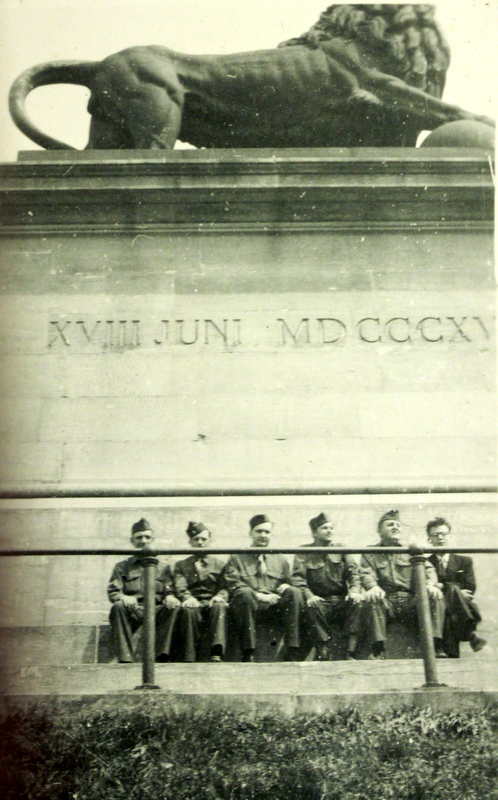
0, 0, 496, 159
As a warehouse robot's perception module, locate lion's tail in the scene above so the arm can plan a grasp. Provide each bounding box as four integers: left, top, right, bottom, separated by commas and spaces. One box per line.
9, 61, 98, 150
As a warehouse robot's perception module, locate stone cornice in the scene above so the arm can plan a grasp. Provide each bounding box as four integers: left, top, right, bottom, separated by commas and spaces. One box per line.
0, 148, 493, 228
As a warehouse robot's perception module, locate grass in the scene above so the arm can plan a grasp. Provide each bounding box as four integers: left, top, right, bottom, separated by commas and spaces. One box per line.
1, 701, 498, 800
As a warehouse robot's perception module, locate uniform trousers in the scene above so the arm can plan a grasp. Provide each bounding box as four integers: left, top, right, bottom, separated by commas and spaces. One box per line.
364, 591, 444, 644
230, 586, 303, 652
110, 600, 179, 662
178, 601, 227, 662
306, 596, 361, 643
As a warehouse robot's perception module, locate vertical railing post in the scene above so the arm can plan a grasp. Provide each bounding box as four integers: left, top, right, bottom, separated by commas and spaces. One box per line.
136, 545, 160, 690
410, 547, 440, 687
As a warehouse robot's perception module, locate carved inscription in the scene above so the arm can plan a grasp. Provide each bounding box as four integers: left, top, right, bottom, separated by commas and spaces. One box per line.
48, 318, 242, 349
47, 315, 494, 350
276, 316, 492, 345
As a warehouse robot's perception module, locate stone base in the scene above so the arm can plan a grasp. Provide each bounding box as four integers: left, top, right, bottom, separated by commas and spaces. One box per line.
1, 659, 497, 712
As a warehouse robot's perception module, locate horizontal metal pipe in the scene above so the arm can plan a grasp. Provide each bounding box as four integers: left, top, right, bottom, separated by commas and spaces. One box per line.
0, 484, 495, 499
0, 547, 497, 557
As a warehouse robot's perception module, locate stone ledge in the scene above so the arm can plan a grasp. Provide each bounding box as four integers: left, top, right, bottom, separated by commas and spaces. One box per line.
0, 148, 493, 227
1, 659, 496, 702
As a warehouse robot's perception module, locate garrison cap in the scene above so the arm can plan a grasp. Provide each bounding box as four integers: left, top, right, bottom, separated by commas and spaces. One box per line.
309, 512, 333, 532
249, 514, 272, 530
131, 518, 152, 535
377, 509, 399, 528
186, 521, 209, 538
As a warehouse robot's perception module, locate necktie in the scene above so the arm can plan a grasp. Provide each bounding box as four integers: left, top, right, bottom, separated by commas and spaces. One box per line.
257, 554, 267, 576
196, 557, 208, 568
437, 555, 445, 578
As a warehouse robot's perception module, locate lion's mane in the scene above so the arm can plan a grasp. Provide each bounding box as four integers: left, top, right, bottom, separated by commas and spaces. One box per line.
280, 4, 450, 98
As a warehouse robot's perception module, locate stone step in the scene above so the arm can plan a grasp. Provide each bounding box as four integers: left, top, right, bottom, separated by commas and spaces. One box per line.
1, 658, 497, 715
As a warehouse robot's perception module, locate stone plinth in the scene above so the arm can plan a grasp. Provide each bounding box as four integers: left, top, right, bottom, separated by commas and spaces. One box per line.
0, 148, 495, 674
0, 148, 494, 496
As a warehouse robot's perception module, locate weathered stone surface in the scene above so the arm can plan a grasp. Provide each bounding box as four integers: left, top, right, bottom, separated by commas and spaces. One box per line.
1, 658, 497, 700
0, 149, 494, 678
1, 149, 494, 228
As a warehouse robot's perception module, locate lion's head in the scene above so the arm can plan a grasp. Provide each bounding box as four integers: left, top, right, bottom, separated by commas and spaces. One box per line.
279, 4, 450, 99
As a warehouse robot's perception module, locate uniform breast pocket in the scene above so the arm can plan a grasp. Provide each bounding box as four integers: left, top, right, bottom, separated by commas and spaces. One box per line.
395, 557, 412, 579
267, 569, 285, 584
306, 561, 326, 572
123, 569, 143, 594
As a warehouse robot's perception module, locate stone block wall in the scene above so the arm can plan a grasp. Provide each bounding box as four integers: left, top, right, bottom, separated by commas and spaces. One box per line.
0, 149, 494, 662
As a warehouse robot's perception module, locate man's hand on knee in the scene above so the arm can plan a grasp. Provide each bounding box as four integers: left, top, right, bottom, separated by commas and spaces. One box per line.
164, 594, 181, 609
120, 594, 138, 608
307, 594, 322, 607
427, 584, 443, 600
364, 586, 385, 603
182, 596, 200, 608
256, 591, 280, 606
209, 595, 228, 607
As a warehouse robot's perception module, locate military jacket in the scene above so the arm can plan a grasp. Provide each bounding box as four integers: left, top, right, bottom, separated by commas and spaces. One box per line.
107, 555, 174, 604
361, 545, 438, 594
173, 555, 229, 603
291, 544, 361, 600
225, 551, 290, 595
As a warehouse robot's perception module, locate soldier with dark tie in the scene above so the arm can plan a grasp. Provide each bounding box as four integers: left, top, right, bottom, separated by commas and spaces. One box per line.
426, 516, 487, 658
173, 521, 228, 662
107, 518, 180, 663
360, 510, 446, 659
291, 512, 363, 661
225, 514, 304, 662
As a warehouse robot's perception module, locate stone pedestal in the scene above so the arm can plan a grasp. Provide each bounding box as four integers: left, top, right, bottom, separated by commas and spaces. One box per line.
0, 148, 495, 661
0, 148, 494, 495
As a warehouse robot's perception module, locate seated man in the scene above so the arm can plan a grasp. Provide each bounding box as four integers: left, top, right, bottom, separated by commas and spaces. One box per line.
361, 510, 446, 659
173, 521, 228, 662
426, 516, 487, 658
225, 514, 303, 662
291, 512, 362, 661
107, 517, 180, 663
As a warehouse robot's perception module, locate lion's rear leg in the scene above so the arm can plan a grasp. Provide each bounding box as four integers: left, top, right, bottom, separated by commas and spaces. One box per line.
124, 83, 183, 149
87, 117, 134, 149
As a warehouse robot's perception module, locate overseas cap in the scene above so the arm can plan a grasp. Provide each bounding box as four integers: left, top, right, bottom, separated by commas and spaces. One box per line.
131, 518, 152, 535
309, 512, 333, 531
377, 509, 399, 528
186, 521, 209, 538
249, 514, 272, 530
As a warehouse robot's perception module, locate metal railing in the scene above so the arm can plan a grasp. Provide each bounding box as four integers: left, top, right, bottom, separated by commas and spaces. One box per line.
0, 544, 496, 691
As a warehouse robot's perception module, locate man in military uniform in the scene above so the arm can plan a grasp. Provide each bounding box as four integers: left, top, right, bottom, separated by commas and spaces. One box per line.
361, 510, 445, 659
173, 521, 228, 662
426, 516, 486, 658
107, 517, 180, 662
225, 514, 303, 662
291, 512, 362, 661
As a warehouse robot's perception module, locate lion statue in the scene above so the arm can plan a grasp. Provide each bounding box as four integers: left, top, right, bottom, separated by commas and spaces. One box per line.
9, 4, 494, 150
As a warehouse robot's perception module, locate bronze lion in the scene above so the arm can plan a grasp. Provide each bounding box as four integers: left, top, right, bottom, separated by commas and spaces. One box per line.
9, 4, 494, 150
